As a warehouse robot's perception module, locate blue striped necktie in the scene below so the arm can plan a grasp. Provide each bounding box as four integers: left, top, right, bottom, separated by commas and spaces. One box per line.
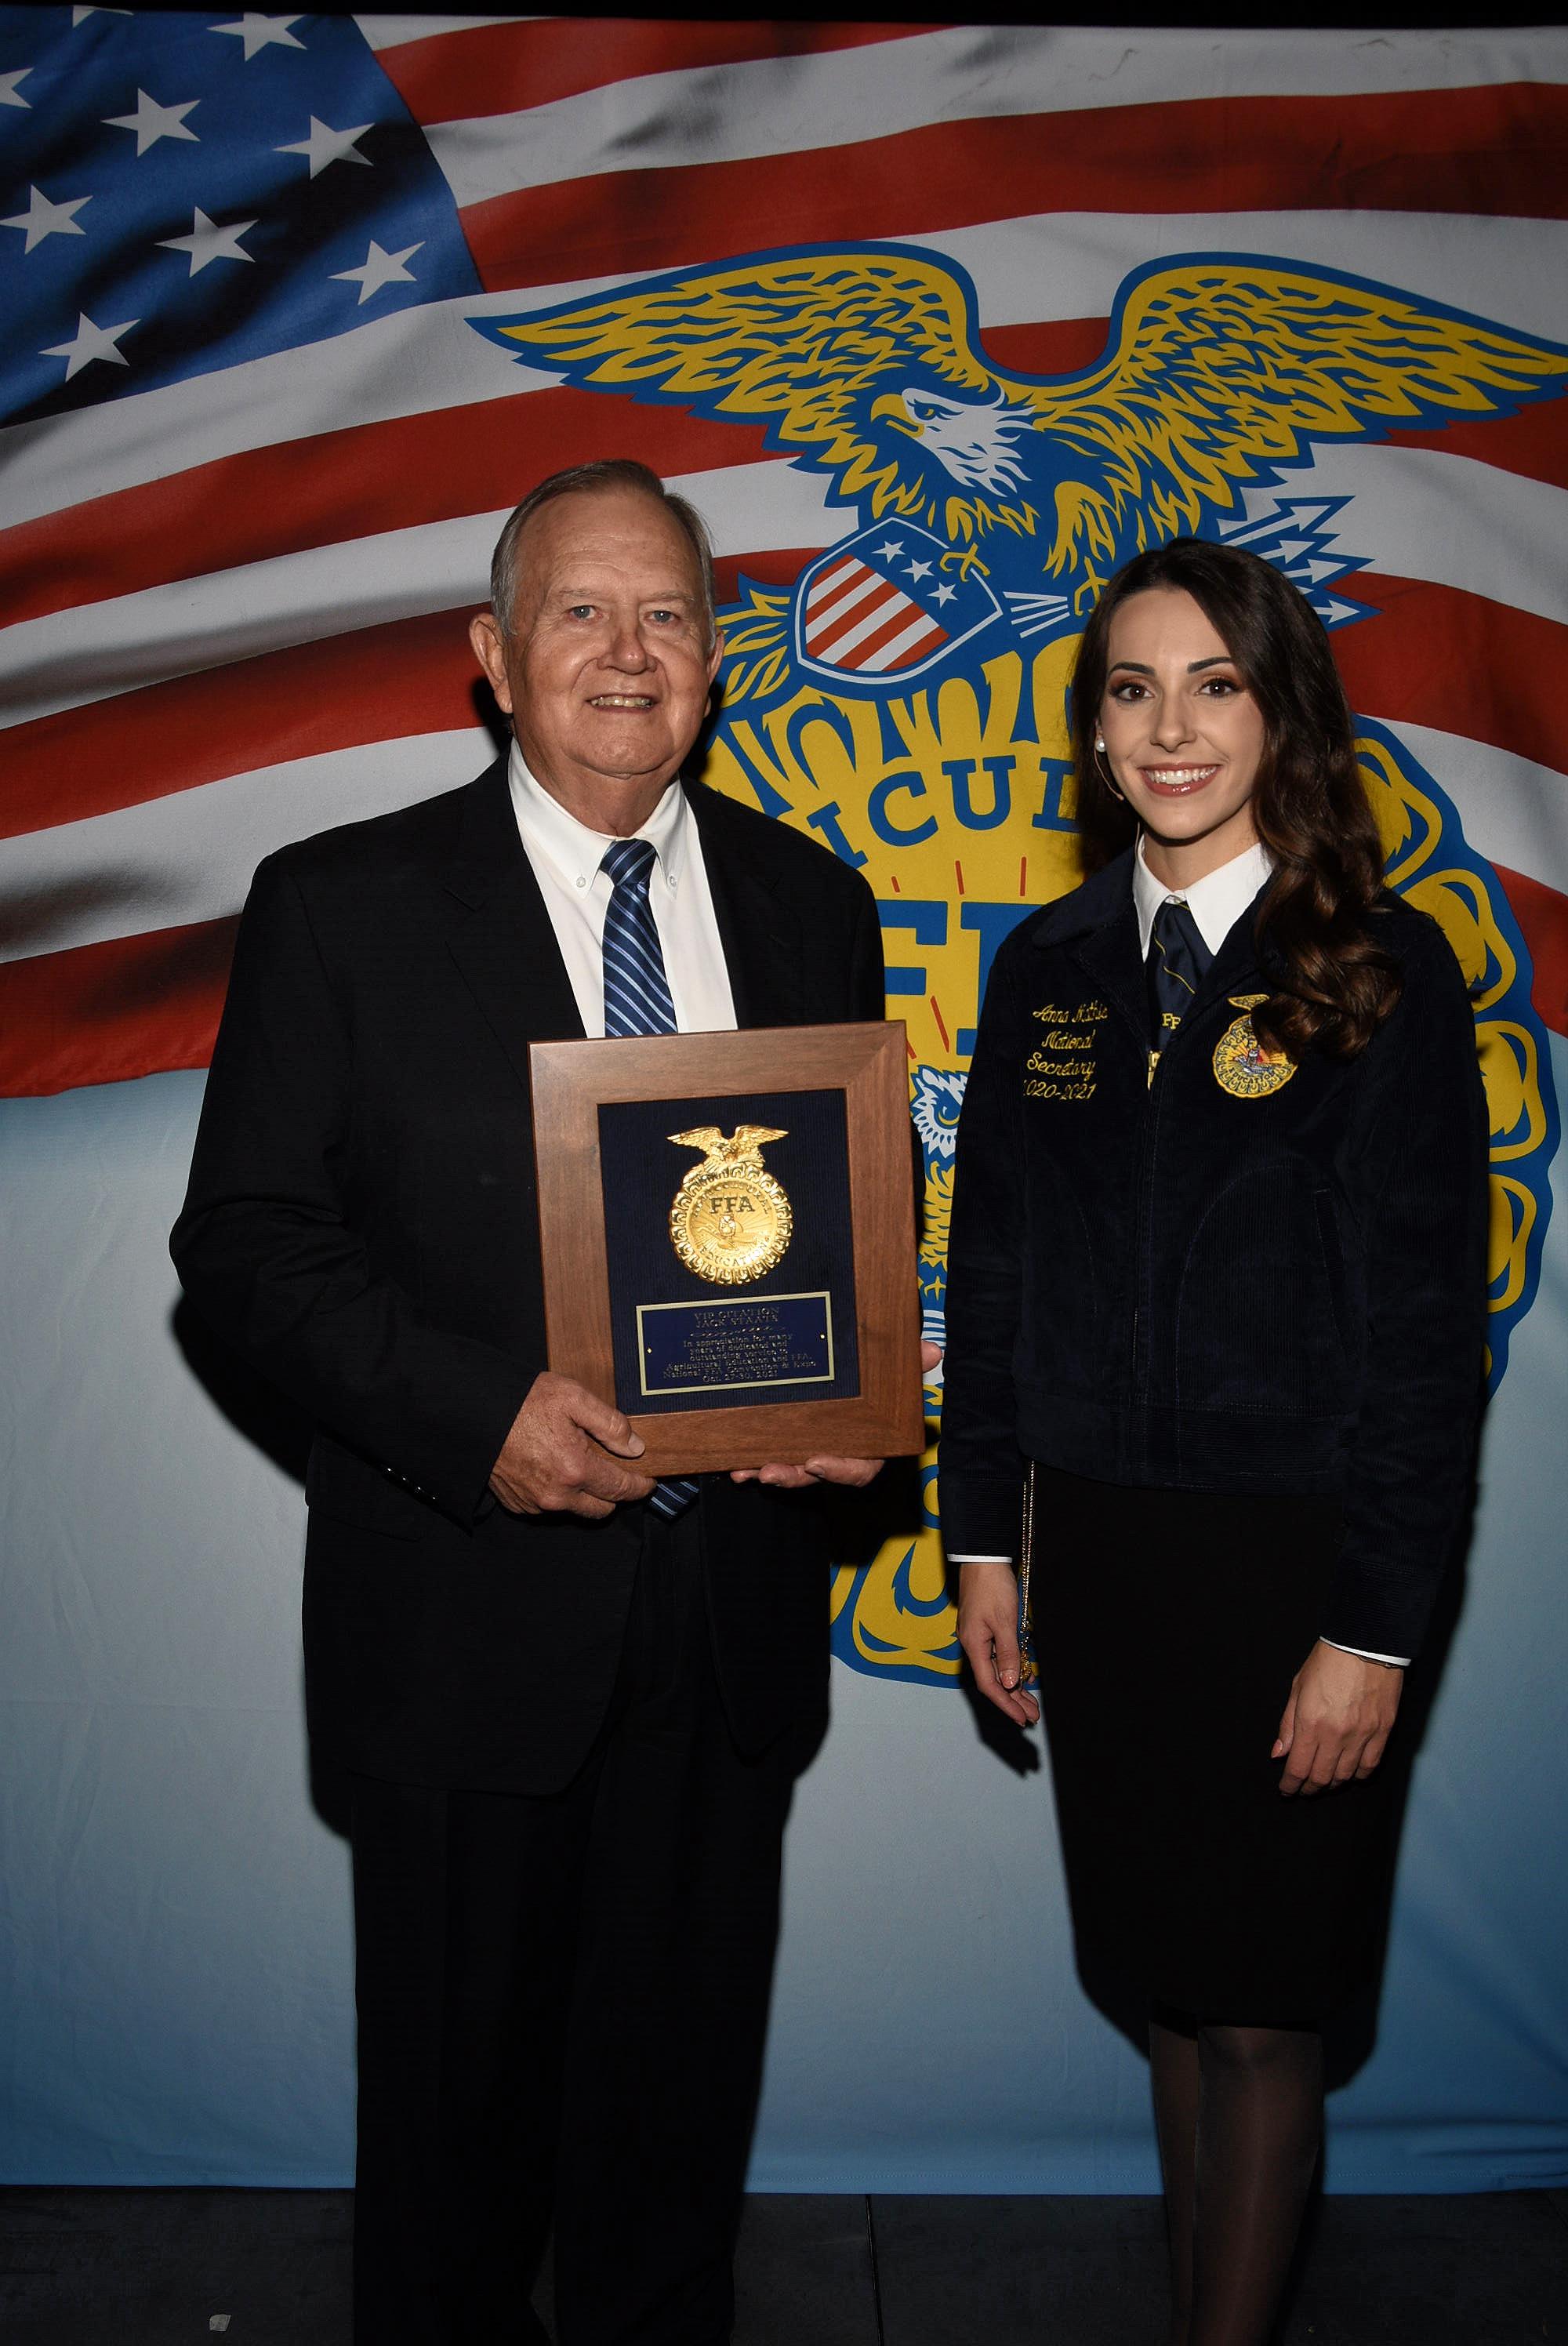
1146, 895, 1211, 1083
599, 836, 699, 1520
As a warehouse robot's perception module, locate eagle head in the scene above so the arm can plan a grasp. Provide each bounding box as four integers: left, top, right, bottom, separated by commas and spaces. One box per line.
869, 383, 1035, 496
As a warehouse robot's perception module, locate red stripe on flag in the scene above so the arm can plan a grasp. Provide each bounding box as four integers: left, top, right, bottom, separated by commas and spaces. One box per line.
878, 615, 949, 671
463, 85, 1568, 290
11, 310, 1563, 636
984, 318, 1147, 380
804, 565, 878, 641
378, 17, 939, 125
811, 579, 907, 656
840, 596, 942, 671
0, 391, 774, 632
1379, 402, 1568, 496
5, 858, 1558, 1106
712, 549, 818, 605
804, 560, 876, 621
1, 609, 485, 842
1331, 573, 1568, 784
4, 556, 826, 837
1494, 864, 1568, 1040
5, 859, 1561, 1102
805, 556, 866, 602
0, 327, 1119, 632
815, 584, 915, 666
10, 568, 1565, 842
0, 918, 238, 1099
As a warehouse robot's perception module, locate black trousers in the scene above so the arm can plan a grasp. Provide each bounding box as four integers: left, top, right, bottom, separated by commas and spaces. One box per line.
348, 1505, 804, 2346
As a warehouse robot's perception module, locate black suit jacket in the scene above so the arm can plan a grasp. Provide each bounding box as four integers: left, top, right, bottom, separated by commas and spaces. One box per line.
941, 850, 1489, 1660
172, 759, 886, 1793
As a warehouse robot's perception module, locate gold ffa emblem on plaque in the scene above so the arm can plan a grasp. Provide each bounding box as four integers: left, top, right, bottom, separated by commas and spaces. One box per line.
1213, 995, 1296, 1099
667, 1126, 793, 1284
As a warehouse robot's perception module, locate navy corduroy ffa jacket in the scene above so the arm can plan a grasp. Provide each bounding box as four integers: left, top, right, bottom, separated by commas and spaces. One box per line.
940, 848, 1490, 1660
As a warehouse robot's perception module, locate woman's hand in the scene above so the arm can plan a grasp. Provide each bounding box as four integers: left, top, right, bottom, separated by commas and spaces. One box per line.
730, 1342, 942, 1487
728, 1453, 883, 1490
1272, 1640, 1402, 1797
956, 1560, 1040, 1727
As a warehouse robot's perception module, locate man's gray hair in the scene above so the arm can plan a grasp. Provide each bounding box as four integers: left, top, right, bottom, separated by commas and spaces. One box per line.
488, 459, 717, 646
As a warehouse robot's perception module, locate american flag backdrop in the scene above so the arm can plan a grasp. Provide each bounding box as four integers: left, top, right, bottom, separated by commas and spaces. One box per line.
5, 13, 1568, 2196
3, 12, 1567, 1105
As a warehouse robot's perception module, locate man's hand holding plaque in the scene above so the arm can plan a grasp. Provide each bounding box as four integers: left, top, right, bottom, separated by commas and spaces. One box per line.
489, 1371, 656, 1519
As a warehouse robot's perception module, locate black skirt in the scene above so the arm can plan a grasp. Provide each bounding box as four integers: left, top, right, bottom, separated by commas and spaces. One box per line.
1030, 1466, 1399, 2025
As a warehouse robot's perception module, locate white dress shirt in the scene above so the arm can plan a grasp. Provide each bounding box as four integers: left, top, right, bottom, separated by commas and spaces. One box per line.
950, 833, 1406, 1667
506, 742, 736, 1038
1131, 832, 1274, 962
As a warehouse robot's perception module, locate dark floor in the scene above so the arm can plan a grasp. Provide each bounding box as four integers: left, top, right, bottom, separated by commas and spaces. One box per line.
1, 2185, 1564, 2343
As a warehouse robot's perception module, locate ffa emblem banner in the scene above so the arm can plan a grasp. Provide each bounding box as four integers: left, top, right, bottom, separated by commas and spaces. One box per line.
480, 242, 1565, 1680
3, 16, 1565, 1688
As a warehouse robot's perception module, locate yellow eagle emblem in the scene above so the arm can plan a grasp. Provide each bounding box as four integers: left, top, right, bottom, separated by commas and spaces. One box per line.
473, 244, 1564, 1685
481, 246, 1568, 692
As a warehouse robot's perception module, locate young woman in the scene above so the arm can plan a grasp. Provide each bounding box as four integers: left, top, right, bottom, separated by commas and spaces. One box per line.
942, 538, 1490, 2346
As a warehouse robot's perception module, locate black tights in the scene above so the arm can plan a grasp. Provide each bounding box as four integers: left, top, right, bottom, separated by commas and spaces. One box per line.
1149, 2007, 1323, 2346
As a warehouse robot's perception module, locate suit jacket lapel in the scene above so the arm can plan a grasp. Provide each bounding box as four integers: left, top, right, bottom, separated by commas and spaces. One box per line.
685, 782, 804, 1030
441, 760, 584, 1094
1069, 896, 1147, 1049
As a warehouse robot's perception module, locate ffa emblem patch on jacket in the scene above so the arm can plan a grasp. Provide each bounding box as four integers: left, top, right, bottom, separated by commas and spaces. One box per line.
1214, 997, 1296, 1098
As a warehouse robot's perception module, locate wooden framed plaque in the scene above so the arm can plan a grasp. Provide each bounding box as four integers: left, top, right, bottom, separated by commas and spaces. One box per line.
529, 1022, 924, 1474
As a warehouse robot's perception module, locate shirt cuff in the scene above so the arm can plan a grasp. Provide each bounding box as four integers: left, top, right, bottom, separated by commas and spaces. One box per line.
948, 1552, 1014, 1564
1322, 1638, 1409, 1668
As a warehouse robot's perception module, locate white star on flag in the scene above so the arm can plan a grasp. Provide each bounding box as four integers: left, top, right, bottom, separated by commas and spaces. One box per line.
932, 583, 957, 605
2, 185, 91, 253
277, 117, 373, 179
157, 208, 257, 277
332, 239, 422, 304
906, 558, 934, 580
42, 311, 137, 380
877, 539, 905, 559
0, 67, 33, 107
103, 89, 200, 156
212, 15, 305, 61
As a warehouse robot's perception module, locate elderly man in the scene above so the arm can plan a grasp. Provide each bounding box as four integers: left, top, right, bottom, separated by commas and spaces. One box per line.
172, 461, 888, 2345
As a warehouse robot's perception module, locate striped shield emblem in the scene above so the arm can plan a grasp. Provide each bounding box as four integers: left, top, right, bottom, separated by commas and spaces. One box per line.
791, 522, 1002, 687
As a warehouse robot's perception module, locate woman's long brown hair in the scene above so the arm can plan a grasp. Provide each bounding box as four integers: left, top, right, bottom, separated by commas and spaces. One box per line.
1069, 536, 1401, 1060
